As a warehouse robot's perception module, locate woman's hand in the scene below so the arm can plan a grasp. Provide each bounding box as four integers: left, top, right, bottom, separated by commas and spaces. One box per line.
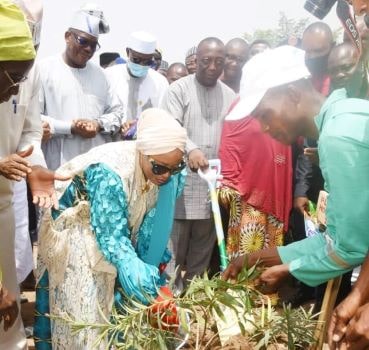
149, 286, 179, 332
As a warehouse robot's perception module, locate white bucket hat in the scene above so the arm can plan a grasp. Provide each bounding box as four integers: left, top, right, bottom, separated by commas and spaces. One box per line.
226, 46, 311, 121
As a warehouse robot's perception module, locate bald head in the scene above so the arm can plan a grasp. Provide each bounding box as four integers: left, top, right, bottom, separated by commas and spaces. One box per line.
302, 22, 334, 76
222, 38, 249, 92
225, 38, 249, 66
329, 42, 359, 67
303, 22, 333, 39
196, 37, 225, 87
167, 63, 188, 84
197, 37, 225, 55
226, 38, 249, 52
302, 22, 334, 58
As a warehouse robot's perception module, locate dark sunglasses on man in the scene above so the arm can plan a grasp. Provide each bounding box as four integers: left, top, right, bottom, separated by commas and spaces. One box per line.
128, 49, 155, 67
130, 56, 155, 67
149, 157, 186, 175
71, 31, 100, 51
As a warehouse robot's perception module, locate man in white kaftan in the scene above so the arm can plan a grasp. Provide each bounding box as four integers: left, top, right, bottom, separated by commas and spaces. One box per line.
0, 64, 47, 350
105, 31, 168, 136
0, 2, 65, 348
39, 7, 124, 170
12, 0, 44, 287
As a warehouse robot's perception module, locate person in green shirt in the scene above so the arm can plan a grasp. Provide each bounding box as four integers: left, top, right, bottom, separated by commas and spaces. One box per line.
223, 45, 369, 308
323, 2, 369, 349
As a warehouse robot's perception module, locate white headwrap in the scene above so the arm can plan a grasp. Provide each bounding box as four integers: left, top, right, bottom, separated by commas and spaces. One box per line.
136, 108, 187, 155
69, 4, 109, 38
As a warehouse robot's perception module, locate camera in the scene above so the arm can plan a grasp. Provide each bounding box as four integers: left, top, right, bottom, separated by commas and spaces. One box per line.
304, 0, 337, 19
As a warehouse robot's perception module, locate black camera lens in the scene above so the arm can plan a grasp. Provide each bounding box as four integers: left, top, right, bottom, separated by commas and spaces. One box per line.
304, 0, 337, 19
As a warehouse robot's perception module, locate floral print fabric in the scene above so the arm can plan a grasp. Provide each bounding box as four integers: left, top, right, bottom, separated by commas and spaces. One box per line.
219, 186, 285, 261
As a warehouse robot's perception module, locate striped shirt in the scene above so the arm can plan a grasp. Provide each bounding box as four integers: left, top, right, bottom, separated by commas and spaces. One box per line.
161, 74, 235, 219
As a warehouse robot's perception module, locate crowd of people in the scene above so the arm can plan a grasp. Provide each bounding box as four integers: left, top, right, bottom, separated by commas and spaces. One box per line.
2, 0, 369, 349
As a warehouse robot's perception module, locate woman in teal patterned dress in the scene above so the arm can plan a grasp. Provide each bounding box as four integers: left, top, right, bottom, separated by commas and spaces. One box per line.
34, 108, 187, 349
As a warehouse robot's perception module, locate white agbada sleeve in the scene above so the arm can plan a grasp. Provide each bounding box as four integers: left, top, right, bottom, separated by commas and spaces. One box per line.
18, 66, 47, 167
40, 60, 124, 136
94, 76, 124, 135
39, 80, 73, 135
13, 179, 33, 284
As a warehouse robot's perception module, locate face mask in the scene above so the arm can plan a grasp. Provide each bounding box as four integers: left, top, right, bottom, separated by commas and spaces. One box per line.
127, 60, 149, 78
305, 54, 329, 76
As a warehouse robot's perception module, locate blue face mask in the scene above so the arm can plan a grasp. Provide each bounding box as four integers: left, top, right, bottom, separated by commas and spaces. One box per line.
127, 60, 150, 78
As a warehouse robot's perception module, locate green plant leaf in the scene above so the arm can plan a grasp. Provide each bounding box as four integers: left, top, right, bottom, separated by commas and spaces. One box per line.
212, 303, 226, 323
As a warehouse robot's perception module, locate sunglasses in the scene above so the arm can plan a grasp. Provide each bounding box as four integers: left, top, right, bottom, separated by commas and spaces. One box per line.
129, 51, 154, 66
0, 64, 27, 89
71, 32, 100, 51
149, 157, 186, 175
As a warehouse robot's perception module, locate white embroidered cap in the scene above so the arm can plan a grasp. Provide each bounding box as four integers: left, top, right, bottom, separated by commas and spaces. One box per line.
80, 3, 109, 34
128, 31, 157, 55
70, 4, 109, 38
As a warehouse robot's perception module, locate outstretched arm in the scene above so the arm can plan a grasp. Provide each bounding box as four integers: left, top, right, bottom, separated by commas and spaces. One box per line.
85, 163, 163, 304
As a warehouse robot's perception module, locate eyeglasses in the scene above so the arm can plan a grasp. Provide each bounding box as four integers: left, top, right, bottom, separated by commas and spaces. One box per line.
131, 56, 155, 67
149, 157, 186, 175
71, 32, 100, 51
129, 51, 154, 66
0, 64, 27, 89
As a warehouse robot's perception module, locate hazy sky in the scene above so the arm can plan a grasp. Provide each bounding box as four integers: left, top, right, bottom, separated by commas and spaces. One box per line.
38, 0, 341, 64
